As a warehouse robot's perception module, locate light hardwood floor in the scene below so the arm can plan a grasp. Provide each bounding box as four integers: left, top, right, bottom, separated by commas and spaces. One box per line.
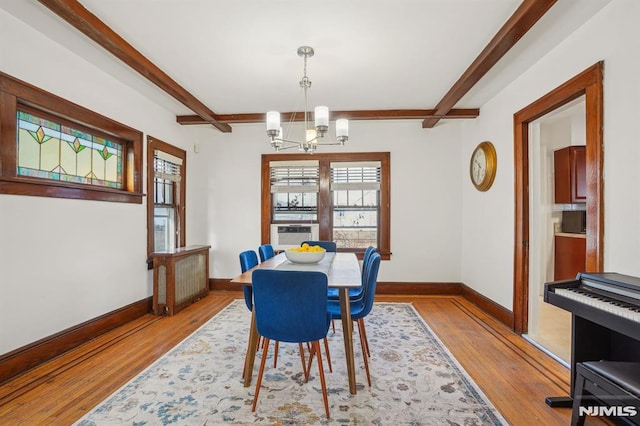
0, 292, 602, 425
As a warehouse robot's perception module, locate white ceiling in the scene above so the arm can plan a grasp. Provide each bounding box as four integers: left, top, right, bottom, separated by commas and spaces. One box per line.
1, 0, 611, 124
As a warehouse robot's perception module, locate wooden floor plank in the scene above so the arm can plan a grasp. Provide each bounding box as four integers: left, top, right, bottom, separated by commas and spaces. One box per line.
412, 296, 570, 424
0, 292, 601, 425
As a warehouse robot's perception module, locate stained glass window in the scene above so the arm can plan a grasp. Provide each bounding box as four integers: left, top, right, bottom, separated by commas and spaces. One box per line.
16, 110, 124, 189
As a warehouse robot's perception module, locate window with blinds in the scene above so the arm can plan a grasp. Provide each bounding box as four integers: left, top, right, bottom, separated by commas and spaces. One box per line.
153, 150, 182, 252
148, 138, 186, 256
270, 160, 319, 222
154, 150, 182, 205
331, 161, 381, 249
261, 152, 390, 258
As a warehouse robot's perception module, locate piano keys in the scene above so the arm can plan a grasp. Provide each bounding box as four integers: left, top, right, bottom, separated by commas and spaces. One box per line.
544, 272, 640, 407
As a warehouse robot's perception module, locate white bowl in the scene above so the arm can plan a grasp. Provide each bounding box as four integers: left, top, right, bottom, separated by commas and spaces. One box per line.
285, 249, 326, 264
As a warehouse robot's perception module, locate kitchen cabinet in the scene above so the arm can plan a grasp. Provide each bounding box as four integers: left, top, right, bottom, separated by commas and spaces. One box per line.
554, 234, 586, 281
554, 146, 586, 203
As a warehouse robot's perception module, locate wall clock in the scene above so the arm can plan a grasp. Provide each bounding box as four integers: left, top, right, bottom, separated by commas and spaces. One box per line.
469, 141, 497, 192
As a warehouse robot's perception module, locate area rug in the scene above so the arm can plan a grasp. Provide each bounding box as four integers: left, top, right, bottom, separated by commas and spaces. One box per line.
75, 301, 507, 425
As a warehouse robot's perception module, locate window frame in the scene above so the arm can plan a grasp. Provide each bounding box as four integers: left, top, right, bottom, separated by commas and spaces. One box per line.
261, 152, 390, 260
146, 135, 186, 262
0, 72, 143, 203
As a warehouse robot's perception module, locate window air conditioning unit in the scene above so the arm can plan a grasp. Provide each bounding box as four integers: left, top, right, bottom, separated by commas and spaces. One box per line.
270, 224, 320, 250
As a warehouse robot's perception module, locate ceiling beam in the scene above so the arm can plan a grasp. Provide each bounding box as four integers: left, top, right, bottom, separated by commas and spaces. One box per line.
421, 0, 557, 129
37, 0, 232, 133
177, 109, 480, 125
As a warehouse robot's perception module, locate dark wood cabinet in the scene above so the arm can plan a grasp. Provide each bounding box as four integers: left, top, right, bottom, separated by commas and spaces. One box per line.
554, 234, 586, 280
554, 146, 586, 203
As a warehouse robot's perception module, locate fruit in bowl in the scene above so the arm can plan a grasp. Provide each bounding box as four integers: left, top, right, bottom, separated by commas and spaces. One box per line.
285, 244, 326, 264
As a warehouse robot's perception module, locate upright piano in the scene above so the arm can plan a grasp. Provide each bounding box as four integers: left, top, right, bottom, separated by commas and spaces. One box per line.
544, 272, 640, 406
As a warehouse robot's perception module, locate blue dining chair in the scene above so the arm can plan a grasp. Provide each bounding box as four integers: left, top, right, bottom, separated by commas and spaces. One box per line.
327, 246, 376, 301
326, 246, 376, 335
325, 252, 381, 387
258, 244, 275, 262
239, 250, 259, 311
251, 269, 332, 419
239, 249, 284, 369
301, 240, 337, 252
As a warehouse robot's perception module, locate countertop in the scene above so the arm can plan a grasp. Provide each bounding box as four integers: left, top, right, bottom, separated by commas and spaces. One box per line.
555, 232, 587, 239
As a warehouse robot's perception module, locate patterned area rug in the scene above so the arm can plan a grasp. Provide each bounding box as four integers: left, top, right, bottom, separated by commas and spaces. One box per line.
76, 301, 507, 425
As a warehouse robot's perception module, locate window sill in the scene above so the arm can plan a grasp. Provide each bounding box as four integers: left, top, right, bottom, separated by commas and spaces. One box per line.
0, 176, 144, 204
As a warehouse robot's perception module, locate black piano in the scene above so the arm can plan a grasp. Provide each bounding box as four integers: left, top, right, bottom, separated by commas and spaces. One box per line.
544, 272, 640, 407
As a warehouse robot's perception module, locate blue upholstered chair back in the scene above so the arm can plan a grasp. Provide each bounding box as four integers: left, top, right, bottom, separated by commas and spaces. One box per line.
301, 240, 337, 252
361, 246, 377, 285
239, 250, 259, 310
252, 270, 330, 343
327, 246, 376, 301
258, 244, 275, 262
351, 252, 381, 320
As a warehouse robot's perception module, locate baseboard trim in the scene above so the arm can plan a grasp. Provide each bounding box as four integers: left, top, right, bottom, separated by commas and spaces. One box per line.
376, 282, 463, 295
210, 278, 236, 291
0, 297, 152, 384
2, 279, 514, 384
459, 283, 514, 328
212, 278, 512, 327
211, 279, 463, 295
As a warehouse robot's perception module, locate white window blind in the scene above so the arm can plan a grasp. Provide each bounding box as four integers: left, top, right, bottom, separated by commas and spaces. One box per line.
154, 150, 182, 182
330, 161, 381, 191
270, 160, 319, 193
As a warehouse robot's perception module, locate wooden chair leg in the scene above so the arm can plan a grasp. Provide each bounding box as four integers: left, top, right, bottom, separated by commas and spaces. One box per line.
307, 339, 333, 375
273, 341, 279, 368
358, 318, 370, 357
313, 340, 330, 419
299, 343, 309, 382
357, 320, 372, 386
305, 342, 316, 381
323, 337, 333, 372
252, 338, 271, 412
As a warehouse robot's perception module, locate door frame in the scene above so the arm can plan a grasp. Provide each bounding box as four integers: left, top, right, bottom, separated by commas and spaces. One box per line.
513, 61, 604, 334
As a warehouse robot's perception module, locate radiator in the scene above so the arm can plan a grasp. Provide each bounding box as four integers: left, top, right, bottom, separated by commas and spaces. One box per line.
152, 245, 210, 316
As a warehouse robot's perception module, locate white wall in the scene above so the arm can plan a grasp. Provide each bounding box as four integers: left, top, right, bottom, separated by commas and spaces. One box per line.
0, 9, 205, 354
189, 119, 464, 283
3, 0, 638, 357
460, 0, 640, 310
0, 6, 465, 355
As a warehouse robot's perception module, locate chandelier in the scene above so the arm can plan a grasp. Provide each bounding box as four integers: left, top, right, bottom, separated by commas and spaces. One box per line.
266, 46, 349, 153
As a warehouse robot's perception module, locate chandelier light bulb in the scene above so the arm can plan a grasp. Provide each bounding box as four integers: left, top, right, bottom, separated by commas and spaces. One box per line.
336, 118, 349, 138
266, 111, 280, 131
306, 129, 317, 143
314, 106, 329, 131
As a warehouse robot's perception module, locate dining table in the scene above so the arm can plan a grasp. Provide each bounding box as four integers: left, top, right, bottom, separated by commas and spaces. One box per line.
230, 251, 362, 394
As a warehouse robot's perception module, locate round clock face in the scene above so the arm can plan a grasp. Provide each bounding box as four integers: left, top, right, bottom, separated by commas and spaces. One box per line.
469, 141, 497, 192
471, 148, 486, 185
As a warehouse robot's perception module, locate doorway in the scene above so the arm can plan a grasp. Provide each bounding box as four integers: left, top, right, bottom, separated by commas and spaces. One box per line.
512, 62, 604, 337
524, 97, 585, 364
